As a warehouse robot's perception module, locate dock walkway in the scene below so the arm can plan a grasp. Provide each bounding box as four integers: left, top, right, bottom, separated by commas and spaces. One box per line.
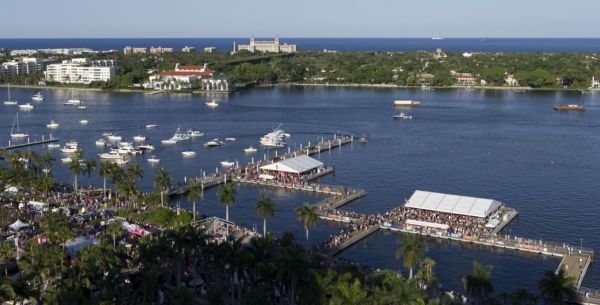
0, 135, 60, 150
325, 225, 380, 256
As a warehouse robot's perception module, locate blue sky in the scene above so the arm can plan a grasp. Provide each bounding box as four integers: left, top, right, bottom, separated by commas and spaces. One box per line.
1, 0, 599, 38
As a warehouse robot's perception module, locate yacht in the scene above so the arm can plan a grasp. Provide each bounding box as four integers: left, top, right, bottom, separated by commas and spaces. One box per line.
394, 100, 421, 107
99, 150, 124, 160
161, 127, 190, 144
10, 113, 28, 139
432, 36, 445, 40
4, 84, 18, 105
102, 131, 113, 137
18, 103, 34, 110
47, 143, 61, 149
117, 142, 135, 155
181, 151, 197, 157
46, 120, 60, 129
220, 161, 235, 167
95, 138, 106, 146
133, 135, 146, 142
244, 146, 258, 153
225, 137, 236, 142
61, 157, 73, 163
60, 141, 78, 154
205, 100, 219, 107
64, 88, 81, 105
79, 119, 89, 125
77, 105, 88, 110
107, 135, 122, 142
137, 144, 155, 152
148, 155, 160, 163
260, 123, 288, 148
112, 159, 128, 166
204, 139, 223, 147
32, 92, 44, 102
146, 124, 158, 129
393, 112, 413, 120
186, 129, 204, 138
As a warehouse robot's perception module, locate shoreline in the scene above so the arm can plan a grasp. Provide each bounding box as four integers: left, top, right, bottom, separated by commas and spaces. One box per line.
0, 84, 233, 95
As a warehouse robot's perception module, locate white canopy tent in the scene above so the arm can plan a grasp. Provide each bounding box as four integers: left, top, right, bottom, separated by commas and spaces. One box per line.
9, 219, 29, 231
404, 190, 502, 218
260, 155, 324, 174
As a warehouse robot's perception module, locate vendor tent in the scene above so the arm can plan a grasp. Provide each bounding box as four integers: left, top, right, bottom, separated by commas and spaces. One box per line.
9, 219, 29, 231
404, 190, 502, 218
260, 155, 323, 174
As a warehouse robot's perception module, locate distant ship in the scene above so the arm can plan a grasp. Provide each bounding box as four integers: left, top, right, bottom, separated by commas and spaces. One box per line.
553, 103, 585, 112
394, 100, 421, 107
432, 36, 445, 40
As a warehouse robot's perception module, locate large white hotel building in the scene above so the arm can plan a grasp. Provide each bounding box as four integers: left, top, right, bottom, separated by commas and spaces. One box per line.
235, 35, 296, 53
44, 58, 115, 84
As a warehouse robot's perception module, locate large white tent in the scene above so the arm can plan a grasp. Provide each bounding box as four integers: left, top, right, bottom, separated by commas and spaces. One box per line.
404, 190, 502, 218
260, 155, 324, 174
9, 219, 29, 231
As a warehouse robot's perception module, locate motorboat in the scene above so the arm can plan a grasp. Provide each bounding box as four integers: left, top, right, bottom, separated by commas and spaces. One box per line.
204, 139, 223, 147
79, 119, 89, 125
10, 113, 28, 139
60, 141, 78, 154
133, 135, 146, 142
393, 100, 421, 107
225, 137, 236, 142
162, 127, 190, 144
186, 129, 204, 138
359, 135, 368, 144
146, 124, 158, 129
99, 150, 124, 160
46, 120, 60, 129
148, 155, 160, 163
108, 135, 122, 142
61, 157, 73, 163
137, 144, 155, 152
18, 103, 34, 110
3, 84, 17, 105
65, 140, 78, 147
393, 112, 413, 120
244, 146, 258, 153
205, 100, 219, 108
220, 161, 235, 167
77, 105, 87, 110
47, 143, 60, 149
181, 151, 197, 157
95, 138, 106, 146
260, 123, 287, 148
32, 92, 44, 101
112, 159, 128, 166
553, 104, 585, 111
117, 142, 135, 155
102, 131, 113, 137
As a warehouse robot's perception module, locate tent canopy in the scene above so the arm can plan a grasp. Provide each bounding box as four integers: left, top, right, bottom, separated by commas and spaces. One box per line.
9, 219, 29, 231
260, 155, 323, 174
404, 190, 502, 218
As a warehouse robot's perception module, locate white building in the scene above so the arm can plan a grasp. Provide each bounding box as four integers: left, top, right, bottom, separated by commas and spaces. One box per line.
0, 58, 55, 77
592, 76, 600, 88
235, 35, 296, 53
10, 49, 38, 56
182, 46, 196, 53
143, 63, 229, 91
45, 59, 115, 84
204, 47, 216, 53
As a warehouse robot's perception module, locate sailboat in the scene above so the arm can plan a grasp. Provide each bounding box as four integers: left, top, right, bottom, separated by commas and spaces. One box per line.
64, 88, 81, 105
10, 113, 28, 139
205, 100, 219, 108
3, 84, 18, 105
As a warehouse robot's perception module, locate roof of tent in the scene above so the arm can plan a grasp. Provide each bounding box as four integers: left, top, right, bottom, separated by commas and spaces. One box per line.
260, 155, 323, 174
9, 219, 29, 230
404, 190, 502, 218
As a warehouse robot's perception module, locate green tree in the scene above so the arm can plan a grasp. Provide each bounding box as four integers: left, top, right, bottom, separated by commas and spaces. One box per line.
538, 268, 575, 305
127, 163, 144, 184
106, 219, 123, 248
98, 162, 110, 198
463, 260, 494, 305
395, 234, 428, 279
83, 158, 97, 186
217, 182, 237, 221
186, 179, 203, 221
153, 168, 171, 207
295, 202, 319, 247
69, 159, 83, 194
254, 195, 277, 237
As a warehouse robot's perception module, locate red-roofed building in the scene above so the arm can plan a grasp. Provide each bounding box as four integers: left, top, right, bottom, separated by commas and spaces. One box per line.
144, 63, 228, 91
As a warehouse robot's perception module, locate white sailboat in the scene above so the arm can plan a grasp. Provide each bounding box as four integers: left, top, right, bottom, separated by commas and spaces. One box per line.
10, 113, 28, 139
205, 100, 219, 108
3, 84, 18, 105
64, 88, 81, 105
46, 120, 60, 129
18, 103, 34, 110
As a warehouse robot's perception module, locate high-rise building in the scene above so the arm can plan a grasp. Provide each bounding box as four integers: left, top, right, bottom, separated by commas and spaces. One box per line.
44, 59, 115, 84
235, 35, 296, 53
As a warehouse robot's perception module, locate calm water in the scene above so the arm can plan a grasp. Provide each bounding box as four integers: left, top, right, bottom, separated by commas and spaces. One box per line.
1, 86, 599, 294
2, 38, 600, 52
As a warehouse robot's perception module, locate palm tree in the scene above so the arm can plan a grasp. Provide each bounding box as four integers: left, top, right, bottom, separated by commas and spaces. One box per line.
127, 163, 144, 184
295, 202, 319, 247
108, 163, 125, 199
254, 195, 277, 237
37, 175, 54, 197
276, 246, 307, 305
69, 158, 84, 194
186, 179, 203, 221
395, 234, 428, 279
217, 182, 237, 221
332, 278, 367, 305
98, 162, 110, 198
83, 158, 97, 186
538, 268, 576, 305
153, 168, 171, 207
417, 257, 437, 287
463, 260, 494, 305
41, 151, 55, 177
106, 219, 123, 248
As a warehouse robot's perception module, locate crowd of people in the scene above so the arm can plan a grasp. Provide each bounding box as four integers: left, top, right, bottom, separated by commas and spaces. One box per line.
402, 207, 486, 238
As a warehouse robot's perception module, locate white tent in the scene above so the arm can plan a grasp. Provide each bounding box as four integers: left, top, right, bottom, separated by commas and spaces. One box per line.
27, 201, 48, 210
260, 155, 324, 174
9, 219, 29, 231
404, 190, 502, 218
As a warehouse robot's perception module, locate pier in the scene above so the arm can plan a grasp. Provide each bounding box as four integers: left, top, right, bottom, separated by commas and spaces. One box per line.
0, 135, 60, 150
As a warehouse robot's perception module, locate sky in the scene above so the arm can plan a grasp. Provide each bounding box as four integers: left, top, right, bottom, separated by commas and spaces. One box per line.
1, 0, 599, 38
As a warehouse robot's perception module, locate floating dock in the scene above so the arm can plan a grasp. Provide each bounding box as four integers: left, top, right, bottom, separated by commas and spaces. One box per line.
0, 135, 60, 150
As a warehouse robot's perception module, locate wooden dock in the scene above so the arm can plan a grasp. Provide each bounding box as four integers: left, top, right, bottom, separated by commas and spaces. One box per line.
0, 136, 60, 150
326, 225, 380, 256
314, 188, 366, 211
557, 250, 593, 289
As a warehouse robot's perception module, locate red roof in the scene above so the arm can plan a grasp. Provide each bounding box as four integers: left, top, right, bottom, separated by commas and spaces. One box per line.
159, 70, 213, 77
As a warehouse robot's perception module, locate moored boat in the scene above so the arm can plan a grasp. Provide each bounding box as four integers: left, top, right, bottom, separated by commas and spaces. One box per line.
553, 104, 585, 112
46, 120, 60, 129
204, 139, 223, 147
182, 151, 197, 157
205, 100, 219, 108
133, 135, 146, 142
244, 146, 258, 153
393, 112, 413, 120
220, 161, 235, 167
394, 100, 421, 107
148, 155, 160, 163
18, 103, 34, 110
32, 92, 44, 101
